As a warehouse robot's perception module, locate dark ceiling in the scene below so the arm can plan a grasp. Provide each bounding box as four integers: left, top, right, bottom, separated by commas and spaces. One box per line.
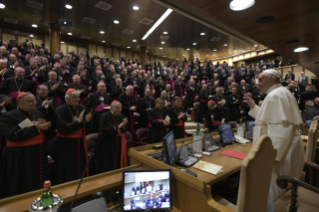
162, 0, 319, 72
0, 0, 266, 60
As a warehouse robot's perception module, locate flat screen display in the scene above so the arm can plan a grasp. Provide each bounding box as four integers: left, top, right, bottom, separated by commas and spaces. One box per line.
219, 124, 235, 144
122, 169, 172, 211
163, 131, 177, 166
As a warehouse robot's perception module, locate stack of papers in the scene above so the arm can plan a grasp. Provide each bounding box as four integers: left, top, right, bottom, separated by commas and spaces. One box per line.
193, 160, 223, 175
234, 135, 250, 144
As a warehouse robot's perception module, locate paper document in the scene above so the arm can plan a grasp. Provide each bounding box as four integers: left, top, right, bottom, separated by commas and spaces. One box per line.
18, 118, 34, 129
193, 160, 222, 175
165, 115, 171, 122
234, 135, 250, 144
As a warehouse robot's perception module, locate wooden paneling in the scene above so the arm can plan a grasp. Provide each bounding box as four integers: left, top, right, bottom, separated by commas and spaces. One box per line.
113, 49, 119, 59
68, 45, 78, 55
79, 47, 87, 54
120, 50, 126, 58
45, 34, 50, 49
2, 33, 14, 42
105, 47, 112, 58
32, 38, 43, 46
134, 53, 139, 61
282, 67, 291, 80
97, 46, 104, 57
60, 44, 67, 55
294, 66, 303, 80
18, 36, 29, 43
88, 43, 96, 59
306, 69, 316, 79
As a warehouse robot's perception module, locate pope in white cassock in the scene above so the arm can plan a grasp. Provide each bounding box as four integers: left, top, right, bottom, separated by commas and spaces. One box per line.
243, 69, 305, 212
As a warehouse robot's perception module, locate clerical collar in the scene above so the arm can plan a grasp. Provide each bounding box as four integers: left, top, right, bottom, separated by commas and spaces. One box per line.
266, 83, 282, 94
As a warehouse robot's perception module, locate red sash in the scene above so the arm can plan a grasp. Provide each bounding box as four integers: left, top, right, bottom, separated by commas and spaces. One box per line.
7, 132, 45, 147
148, 119, 163, 127
212, 120, 222, 126
200, 99, 208, 103
171, 120, 185, 137
99, 129, 127, 168
57, 128, 89, 177
93, 104, 109, 112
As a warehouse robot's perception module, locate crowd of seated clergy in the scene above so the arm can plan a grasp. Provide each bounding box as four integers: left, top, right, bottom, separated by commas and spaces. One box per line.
0, 38, 317, 199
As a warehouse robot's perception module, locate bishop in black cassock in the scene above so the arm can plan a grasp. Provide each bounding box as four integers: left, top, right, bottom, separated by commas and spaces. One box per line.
53, 88, 92, 185
167, 97, 187, 139
205, 100, 226, 132
137, 88, 155, 129
96, 101, 127, 173
0, 92, 50, 198
118, 86, 136, 132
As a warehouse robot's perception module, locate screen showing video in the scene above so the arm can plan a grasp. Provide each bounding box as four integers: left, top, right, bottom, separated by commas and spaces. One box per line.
123, 170, 171, 211
219, 124, 234, 144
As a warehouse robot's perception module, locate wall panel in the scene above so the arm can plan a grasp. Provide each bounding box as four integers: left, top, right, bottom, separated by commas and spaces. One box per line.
3, 33, 14, 42
32, 39, 43, 46
97, 46, 105, 57
134, 53, 139, 61
105, 47, 112, 58
79, 47, 87, 54
293, 66, 303, 81
18, 36, 29, 43
120, 50, 126, 58
68, 45, 78, 55
60, 44, 67, 55
88, 43, 96, 59
113, 49, 119, 59
45, 34, 50, 48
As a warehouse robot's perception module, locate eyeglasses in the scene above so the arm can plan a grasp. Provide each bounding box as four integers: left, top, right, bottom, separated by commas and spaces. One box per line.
25, 99, 37, 103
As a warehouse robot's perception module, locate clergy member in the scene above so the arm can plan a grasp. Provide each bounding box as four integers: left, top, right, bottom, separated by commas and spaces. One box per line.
43, 71, 64, 107
118, 85, 136, 132
226, 87, 241, 122
0, 92, 51, 198
243, 69, 305, 212
53, 88, 92, 184
167, 97, 187, 139
85, 82, 112, 130
36, 84, 57, 124
137, 88, 155, 128
204, 100, 226, 132
96, 101, 128, 173
147, 98, 170, 143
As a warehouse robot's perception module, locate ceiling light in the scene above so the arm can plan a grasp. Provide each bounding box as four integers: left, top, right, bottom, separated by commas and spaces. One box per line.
200, 32, 205, 36
133, 6, 139, 10
61, 41, 64, 44
176, 58, 179, 60
146, 51, 148, 52
193, 43, 197, 45
161, 41, 165, 44
213, 49, 217, 51
102, 41, 105, 43
65, 4, 72, 9
254, 44, 258, 47
187, 48, 190, 50
114, 20, 119, 24
159, 47, 163, 49
163, 55, 166, 57
141, 8, 173, 40
163, 32, 168, 34
132, 39, 137, 42
182, 54, 185, 56
30, 35, 34, 38
32, 24, 38, 28
224, 44, 228, 46
293, 47, 309, 53
100, 31, 105, 34
67, 32, 72, 35
127, 46, 131, 48
0, 3, 5, 9
230, 0, 255, 11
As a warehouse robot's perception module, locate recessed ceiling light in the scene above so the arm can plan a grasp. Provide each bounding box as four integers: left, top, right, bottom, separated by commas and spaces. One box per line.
65, 4, 72, 9
187, 48, 190, 50
163, 32, 168, 34
0, 3, 5, 9
293, 47, 309, 53
32, 24, 38, 28
114, 20, 119, 24
193, 43, 197, 45
159, 47, 163, 49
146, 51, 148, 52
127, 46, 131, 48
200, 32, 205, 36
254, 44, 258, 47
161, 41, 165, 44
133, 6, 139, 10
132, 39, 137, 42
224, 44, 228, 46
176, 58, 179, 60
163, 55, 166, 57
102, 41, 105, 43
100, 31, 105, 34
213, 49, 217, 51
61, 41, 64, 44
230, 0, 255, 11
30, 34, 34, 38
67, 32, 72, 35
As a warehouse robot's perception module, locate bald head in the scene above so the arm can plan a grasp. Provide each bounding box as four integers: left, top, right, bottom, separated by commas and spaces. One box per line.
144, 88, 151, 98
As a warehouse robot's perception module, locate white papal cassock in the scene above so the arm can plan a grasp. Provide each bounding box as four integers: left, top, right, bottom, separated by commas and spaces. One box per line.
248, 83, 305, 212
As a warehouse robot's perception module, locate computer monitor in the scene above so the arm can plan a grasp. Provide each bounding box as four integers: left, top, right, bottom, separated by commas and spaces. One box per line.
218, 124, 235, 145
245, 121, 255, 139
122, 169, 172, 211
163, 131, 177, 166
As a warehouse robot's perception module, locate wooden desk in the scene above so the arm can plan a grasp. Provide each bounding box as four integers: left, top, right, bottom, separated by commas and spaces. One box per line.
0, 164, 144, 212
129, 136, 253, 212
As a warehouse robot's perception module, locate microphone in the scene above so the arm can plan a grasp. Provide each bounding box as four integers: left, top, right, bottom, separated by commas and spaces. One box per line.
69, 153, 94, 211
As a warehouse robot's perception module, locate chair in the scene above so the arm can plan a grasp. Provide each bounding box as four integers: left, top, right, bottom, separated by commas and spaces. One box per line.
134, 112, 140, 125
136, 128, 148, 142
191, 102, 200, 122
86, 133, 99, 176
274, 120, 319, 212
215, 135, 277, 212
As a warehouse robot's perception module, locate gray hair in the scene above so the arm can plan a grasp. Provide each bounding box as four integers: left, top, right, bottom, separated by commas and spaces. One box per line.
305, 101, 314, 107
15, 67, 25, 72
48, 71, 57, 77
65, 90, 81, 100
0, 59, 7, 64
72, 75, 80, 80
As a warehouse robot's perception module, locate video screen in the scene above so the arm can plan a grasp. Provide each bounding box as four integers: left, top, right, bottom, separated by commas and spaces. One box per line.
219, 124, 234, 144
123, 170, 171, 211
